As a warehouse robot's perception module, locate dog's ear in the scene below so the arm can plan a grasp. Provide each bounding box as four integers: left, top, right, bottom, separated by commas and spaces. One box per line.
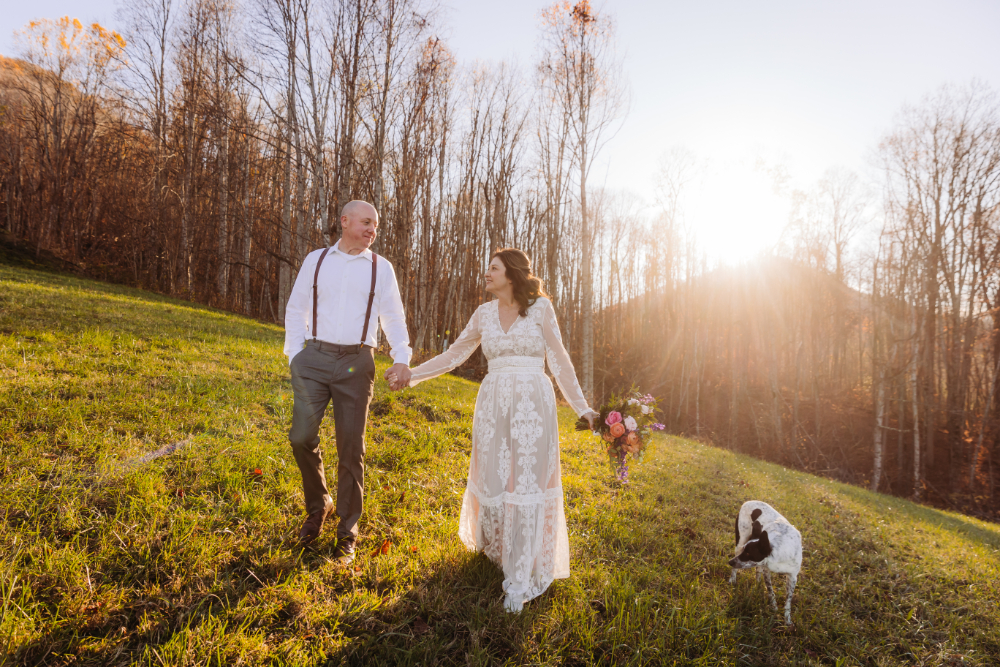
734, 513, 740, 546
757, 530, 772, 559
750, 508, 762, 523
750, 520, 764, 539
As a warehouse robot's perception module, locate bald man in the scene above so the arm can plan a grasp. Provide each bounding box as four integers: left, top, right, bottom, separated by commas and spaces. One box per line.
283, 200, 412, 562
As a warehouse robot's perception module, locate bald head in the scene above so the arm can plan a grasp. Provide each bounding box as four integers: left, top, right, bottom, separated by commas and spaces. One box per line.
339, 200, 379, 255
341, 200, 378, 222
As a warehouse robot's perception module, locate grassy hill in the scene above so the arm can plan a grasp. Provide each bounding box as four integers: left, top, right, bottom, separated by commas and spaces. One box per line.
2, 264, 999, 666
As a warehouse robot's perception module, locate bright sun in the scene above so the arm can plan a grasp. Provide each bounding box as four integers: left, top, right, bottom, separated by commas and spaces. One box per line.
685, 159, 791, 266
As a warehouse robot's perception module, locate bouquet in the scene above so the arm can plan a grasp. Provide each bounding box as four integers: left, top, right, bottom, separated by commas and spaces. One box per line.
576, 386, 665, 484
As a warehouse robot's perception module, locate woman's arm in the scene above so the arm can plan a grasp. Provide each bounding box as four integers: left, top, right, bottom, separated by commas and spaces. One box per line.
408, 307, 483, 386
541, 299, 595, 418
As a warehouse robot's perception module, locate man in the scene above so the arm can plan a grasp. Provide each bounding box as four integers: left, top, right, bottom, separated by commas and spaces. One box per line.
284, 200, 412, 563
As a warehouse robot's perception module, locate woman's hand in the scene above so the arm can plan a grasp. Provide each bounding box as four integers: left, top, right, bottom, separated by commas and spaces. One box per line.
384, 364, 411, 391
583, 410, 599, 431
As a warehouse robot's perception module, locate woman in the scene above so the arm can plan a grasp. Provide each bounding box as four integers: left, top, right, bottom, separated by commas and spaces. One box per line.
407, 248, 598, 612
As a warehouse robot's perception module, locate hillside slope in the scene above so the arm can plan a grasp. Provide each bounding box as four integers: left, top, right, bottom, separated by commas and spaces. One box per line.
2, 264, 999, 667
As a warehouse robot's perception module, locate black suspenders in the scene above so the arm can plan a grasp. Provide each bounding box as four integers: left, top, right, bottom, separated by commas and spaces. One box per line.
311, 247, 331, 341
360, 254, 378, 344
311, 248, 379, 345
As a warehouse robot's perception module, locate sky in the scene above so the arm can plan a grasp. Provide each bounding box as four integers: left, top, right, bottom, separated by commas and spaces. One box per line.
4, 0, 1000, 263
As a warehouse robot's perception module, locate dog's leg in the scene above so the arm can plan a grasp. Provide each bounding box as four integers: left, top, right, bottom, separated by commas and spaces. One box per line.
729, 567, 738, 584
784, 573, 797, 625
763, 569, 777, 610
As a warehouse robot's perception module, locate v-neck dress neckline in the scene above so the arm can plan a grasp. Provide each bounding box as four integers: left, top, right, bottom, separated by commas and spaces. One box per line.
496, 300, 520, 335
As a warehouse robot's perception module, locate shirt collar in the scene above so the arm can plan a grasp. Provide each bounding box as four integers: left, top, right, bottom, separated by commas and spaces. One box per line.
332, 240, 373, 261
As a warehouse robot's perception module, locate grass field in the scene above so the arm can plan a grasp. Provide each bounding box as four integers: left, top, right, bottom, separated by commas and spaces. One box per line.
2, 263, 1000, 666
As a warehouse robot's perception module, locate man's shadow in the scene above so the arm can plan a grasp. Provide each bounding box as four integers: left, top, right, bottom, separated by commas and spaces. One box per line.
11, 533, 335, 666
12, 539, 522, 666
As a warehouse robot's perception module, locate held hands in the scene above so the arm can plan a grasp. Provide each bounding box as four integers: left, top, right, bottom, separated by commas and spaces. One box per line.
384, 363, 412, 391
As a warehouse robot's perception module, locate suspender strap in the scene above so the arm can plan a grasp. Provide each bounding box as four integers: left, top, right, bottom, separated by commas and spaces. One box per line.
361, 254, 378, 344
311, 247, 377, 346
311, 247, 331, 340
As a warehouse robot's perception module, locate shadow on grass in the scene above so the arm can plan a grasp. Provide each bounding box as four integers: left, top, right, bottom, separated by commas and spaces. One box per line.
11, 538, 521, 667
10, 535, 310, 666
325, 551, 524, 667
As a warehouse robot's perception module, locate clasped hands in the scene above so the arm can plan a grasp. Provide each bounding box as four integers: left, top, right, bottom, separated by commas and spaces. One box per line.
384, 363, 411, 391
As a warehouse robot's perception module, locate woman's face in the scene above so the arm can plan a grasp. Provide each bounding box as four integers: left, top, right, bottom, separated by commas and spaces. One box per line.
485, 256, 510, 295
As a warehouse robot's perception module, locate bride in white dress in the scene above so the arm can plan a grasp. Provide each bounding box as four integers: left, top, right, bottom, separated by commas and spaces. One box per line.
407, 248, 598, 612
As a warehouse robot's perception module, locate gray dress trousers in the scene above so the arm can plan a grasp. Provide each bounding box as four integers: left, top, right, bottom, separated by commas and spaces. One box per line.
288, 340, 376, 540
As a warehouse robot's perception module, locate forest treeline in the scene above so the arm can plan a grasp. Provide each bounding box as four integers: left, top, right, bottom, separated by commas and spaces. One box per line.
2, 2, 1000, 518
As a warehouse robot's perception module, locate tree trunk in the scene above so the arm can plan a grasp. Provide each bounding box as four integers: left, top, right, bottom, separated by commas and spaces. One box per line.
579, 141, 593, 404
873, 365, 886, 492
217, 123, 229, 301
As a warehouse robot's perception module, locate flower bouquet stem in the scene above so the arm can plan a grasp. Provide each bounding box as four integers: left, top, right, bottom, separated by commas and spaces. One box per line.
610, 450, 629, 485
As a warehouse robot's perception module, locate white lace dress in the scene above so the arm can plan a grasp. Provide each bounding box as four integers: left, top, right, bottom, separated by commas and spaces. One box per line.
409, 297, 593, 612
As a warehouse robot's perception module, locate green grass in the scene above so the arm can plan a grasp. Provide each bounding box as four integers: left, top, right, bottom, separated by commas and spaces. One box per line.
2, 263, 999, 666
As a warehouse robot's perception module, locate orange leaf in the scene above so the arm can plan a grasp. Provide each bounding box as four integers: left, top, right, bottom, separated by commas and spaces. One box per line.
409, 545, 417, 553
380, 539, 392, 555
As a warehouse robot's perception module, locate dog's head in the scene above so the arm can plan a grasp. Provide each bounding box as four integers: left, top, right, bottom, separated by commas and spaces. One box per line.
728, 520, 772, 568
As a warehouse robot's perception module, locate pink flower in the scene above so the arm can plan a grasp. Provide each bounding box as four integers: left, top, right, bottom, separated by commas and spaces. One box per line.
624, 416, 638, 431
605, 411, 622, 426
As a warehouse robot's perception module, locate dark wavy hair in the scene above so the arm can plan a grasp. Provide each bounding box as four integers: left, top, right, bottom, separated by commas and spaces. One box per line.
491, 248, 548, 316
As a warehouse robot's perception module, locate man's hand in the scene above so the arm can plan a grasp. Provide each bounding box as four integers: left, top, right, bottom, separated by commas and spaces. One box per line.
384, 363, 411, 391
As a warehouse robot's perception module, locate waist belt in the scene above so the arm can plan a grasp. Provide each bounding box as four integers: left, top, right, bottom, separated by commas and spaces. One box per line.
488, 356, 545, 373
305, 340, 372, 356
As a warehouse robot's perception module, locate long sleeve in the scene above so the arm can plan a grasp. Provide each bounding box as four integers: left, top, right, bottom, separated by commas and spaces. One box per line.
283, 250, 319, 362
541, 299, 593, 417
377, 260, 413, 366
408, 307, 483, 386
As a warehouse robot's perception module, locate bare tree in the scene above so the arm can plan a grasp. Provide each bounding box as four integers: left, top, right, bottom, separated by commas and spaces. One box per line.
538, 0, 627, 402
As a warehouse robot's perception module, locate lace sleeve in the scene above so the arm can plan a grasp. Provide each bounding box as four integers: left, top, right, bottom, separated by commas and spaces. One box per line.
408, 307, 482, 387
541, 299, 593, 417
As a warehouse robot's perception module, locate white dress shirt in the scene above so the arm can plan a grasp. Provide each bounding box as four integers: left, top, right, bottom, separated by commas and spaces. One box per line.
283, 241, 412, 365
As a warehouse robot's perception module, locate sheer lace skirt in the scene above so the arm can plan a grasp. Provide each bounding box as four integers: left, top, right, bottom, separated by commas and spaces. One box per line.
457, 368, 570, 610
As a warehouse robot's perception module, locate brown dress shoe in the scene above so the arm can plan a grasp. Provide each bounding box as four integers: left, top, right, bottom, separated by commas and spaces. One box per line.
298, 509, 329, 544
331, 538, 356, 564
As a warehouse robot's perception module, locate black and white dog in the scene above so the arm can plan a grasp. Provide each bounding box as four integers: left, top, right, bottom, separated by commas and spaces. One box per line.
728, 500, 802, 625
